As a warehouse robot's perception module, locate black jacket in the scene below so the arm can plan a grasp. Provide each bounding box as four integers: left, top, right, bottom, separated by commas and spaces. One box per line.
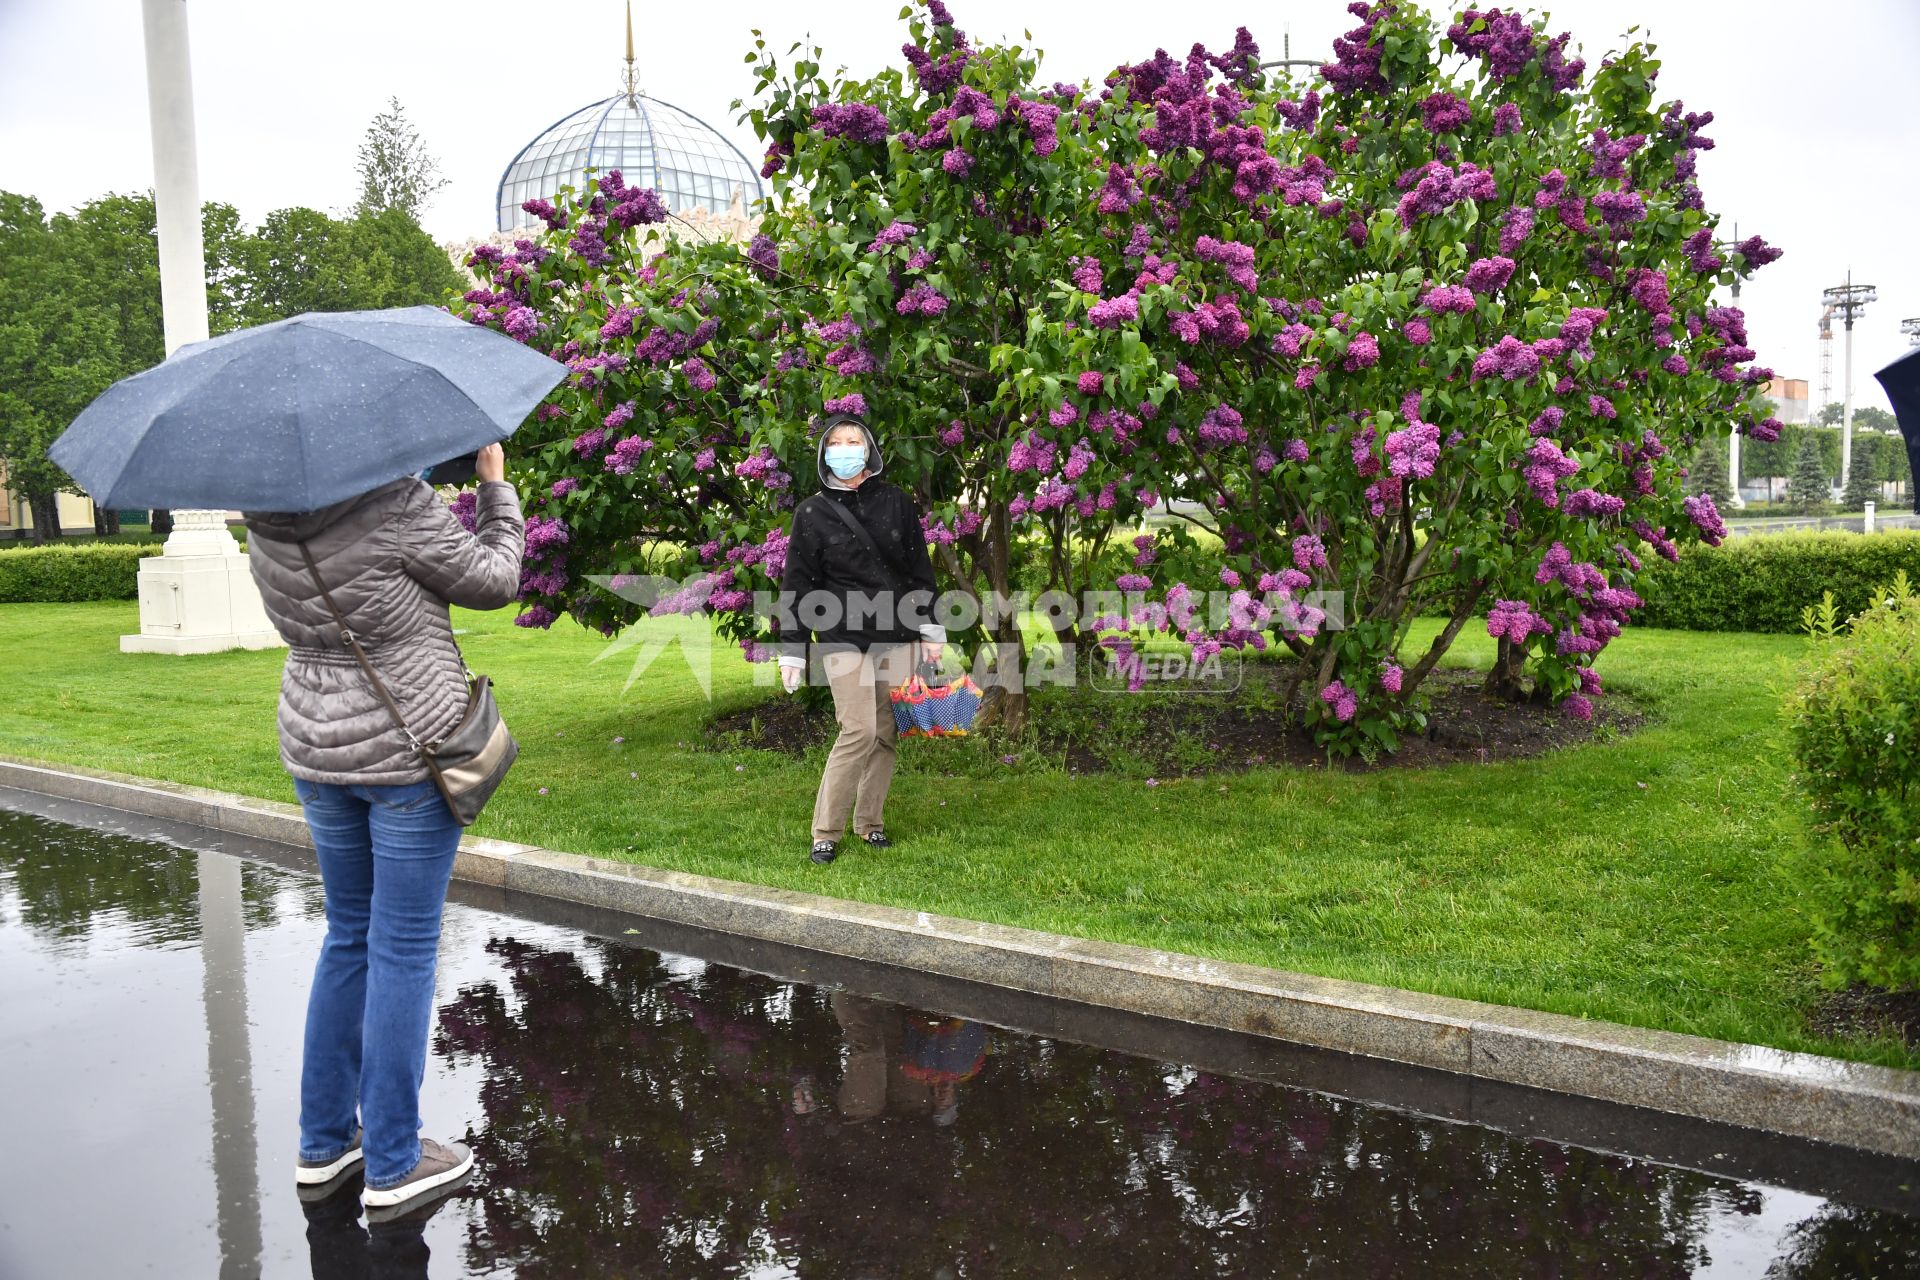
778, 424, 942, 656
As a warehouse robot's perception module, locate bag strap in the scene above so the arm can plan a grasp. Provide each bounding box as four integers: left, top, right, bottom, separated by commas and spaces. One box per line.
298, 541, 427, 757
817, 492, 914, 591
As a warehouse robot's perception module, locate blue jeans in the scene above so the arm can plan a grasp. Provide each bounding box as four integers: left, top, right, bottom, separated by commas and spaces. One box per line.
293, 776, 462, 1189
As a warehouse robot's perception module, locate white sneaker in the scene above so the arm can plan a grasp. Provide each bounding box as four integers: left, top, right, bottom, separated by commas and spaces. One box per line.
360, 1138, 474, 1211
295, 1130, 363, 1185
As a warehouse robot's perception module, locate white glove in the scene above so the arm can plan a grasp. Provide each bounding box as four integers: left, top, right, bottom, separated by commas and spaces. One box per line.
921, 641, 944, 667
780, 664, 803, 694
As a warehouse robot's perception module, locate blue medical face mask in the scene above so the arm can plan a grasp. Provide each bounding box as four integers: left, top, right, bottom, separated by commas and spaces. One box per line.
824, 443, 867, 479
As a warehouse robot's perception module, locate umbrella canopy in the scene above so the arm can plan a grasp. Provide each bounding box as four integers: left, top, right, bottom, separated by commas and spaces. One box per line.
49, 305, 565, 512
1873, 348, 1920, 516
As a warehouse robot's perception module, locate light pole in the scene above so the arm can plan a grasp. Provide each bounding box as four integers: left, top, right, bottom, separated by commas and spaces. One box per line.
124, 0, 279, 654
1822, 273, 1876, 489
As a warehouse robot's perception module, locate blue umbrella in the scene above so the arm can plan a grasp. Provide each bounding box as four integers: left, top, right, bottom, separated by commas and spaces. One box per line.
50, 305, 566, 512
1873, 348, 1920, 515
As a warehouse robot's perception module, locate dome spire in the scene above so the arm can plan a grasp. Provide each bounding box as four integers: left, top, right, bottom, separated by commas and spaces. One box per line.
621, 0, 640, 107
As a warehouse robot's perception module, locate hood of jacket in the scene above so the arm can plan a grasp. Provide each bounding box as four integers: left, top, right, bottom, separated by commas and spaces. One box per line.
241, 476, 415, 544
816, 417, 883, 490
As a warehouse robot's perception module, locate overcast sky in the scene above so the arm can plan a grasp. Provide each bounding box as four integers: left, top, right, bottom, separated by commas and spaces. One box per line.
2, 0, 1914, 411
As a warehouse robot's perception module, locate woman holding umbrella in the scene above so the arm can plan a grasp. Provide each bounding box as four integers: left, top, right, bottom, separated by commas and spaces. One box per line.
777, 414, 945, 865
246, 442, 522, 1213
52, 305, 564, 1217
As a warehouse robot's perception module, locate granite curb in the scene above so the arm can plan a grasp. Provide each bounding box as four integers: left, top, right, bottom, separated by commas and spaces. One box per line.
3, 754, 1916, 1160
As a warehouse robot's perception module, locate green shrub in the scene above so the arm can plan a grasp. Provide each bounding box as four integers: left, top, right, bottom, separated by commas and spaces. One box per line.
1635, 531, 1920, 633
1786, 572, 1920, 990
0, 543, 161, 603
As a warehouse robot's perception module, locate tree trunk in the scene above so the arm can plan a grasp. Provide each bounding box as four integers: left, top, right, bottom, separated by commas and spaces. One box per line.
102, 508, 121, 536
1482, 638, 1533, 702
26, 491, 60, 545
151, 509, 174, 539
970, 504, 1029, 733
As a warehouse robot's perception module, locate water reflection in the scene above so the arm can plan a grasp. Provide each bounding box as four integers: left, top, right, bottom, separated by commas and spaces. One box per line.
2, 805, 1918, 1279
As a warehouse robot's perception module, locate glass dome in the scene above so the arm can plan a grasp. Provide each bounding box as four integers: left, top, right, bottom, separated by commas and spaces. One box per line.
496, 93, 765, 232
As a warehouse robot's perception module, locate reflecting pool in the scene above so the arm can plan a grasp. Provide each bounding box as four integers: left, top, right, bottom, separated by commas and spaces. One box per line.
0, 801, 1915, 1278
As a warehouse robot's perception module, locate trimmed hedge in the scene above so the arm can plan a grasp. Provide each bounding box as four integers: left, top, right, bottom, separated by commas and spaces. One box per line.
1636, 531, 1920, 633
0, 543, 161, 603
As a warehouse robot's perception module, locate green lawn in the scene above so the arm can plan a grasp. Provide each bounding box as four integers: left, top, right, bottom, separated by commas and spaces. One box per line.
2, 600, 1903, 1069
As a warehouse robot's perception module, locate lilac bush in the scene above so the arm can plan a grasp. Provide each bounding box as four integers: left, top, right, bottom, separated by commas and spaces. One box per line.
457, 1, 1783, 750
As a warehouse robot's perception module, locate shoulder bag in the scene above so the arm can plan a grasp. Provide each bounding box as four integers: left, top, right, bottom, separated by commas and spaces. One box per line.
298, 541, 517, 826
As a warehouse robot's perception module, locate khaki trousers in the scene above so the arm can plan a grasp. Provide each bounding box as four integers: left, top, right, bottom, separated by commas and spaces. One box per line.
811, 643, 912, 842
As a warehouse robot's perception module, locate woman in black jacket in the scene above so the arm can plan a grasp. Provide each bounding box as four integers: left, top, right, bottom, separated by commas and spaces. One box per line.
778, 415, 945, 864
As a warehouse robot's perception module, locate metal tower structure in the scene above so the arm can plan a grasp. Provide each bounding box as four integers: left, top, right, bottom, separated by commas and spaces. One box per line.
1822, 273, 1876, 486
1904, 316, 1920, 348
1817, 302, 1835, 423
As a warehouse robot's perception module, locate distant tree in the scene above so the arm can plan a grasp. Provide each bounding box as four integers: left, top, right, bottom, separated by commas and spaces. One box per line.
1842, 455, 1881, 510
1787, 433, 1833, 513
352, 97, 448, 222
239, 205, 461, 324
1852, 405, 1897, 433
1816, 400, 1897, 432
1689, 435, 1734, 507
0, 189, 457, 540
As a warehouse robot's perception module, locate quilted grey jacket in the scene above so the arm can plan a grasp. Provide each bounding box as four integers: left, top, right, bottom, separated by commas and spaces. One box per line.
243, 478, 524, 785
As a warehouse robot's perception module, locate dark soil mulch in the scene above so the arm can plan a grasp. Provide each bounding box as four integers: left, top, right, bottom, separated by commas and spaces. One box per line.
1808, 986, 1920, 1051
704, 665, 1644, 776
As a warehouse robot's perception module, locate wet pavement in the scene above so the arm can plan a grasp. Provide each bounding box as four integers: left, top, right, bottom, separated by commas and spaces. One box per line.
1, 800, 1917, 1279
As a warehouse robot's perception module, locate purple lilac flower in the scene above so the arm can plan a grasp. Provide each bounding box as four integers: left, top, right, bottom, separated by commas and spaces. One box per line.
1499, 206, 1535, 255
1197, 403, 1247, 447
941, 147, 975, 178
1421, 93, 1472, 134
1404, 318, 1432, 346
1380, 663, 1404, 693
1343, 331, 1380, 371
1015, 98, 1061, 155
1096, 163, 1142, 213
681, 358, 716, 392
1421, 283, 1477, 314
1487, 599, 1549, 643
1072, 257, 1104, 293
1563, 488, 1625, 519
1492, 102, 1523, 136
1292, 534, 1328, 571
1472, 335, 1541, 383
448, 490, 478, 534
1463, 256, 1517, 295
867, 220, 917, 252
824, 393, 868, 417
1385, 419, 1440, 478
1524, 438, 1581, 506
1448, 8, 1537, 78
605, 436, 655, 475
896, 282, 950, 316
1194, 236, 1258, 292
1588, 394, 1617, 420
1684, 492, 1727, 545
747, 234, 779, 279
1542, 31, 1586, 90
550, 477, 578, 499
520, 198, 566, 230
814, 101, 892, 143
1591, 189, 1647, 232
1320, 680, 1358, 722
502, 306, 538, 342
1735, 234, 1782, 267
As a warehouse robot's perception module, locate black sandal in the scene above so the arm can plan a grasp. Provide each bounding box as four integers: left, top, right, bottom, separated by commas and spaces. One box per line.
862, 831, 892, 848
810, 840, 838, 864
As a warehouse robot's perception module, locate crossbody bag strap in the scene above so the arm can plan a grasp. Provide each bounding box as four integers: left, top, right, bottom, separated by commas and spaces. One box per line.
818, 493, 913, 592
297, 540, 428, 757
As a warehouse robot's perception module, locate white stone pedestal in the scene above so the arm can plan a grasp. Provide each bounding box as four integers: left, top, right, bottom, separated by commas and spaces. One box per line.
121, 510, 282, 654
